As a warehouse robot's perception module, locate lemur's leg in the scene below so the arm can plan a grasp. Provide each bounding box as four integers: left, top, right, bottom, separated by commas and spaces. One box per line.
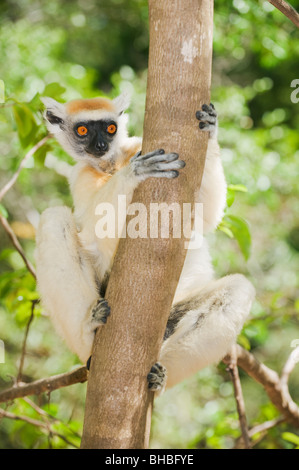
36, 206, 109, 362
148, 274, 255, 391
195, 103, 227, 234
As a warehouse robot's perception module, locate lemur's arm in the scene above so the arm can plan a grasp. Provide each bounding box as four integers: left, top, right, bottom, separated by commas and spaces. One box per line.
195, 104, 227, 234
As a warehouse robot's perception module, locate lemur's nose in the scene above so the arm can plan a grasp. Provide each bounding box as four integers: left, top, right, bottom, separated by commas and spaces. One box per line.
96, 141, 108, 152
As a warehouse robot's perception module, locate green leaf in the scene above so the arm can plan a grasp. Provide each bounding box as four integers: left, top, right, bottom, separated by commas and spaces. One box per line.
0, 248, 15, 260
34, 142, 52, 165
227, 184, 248, 193
43, 82, 66, 100
282, 432, 299, 447
13, 104, 38, 148
222, 214, 251, 260
226, 184, 248, 208
13, 104, 35, 138
28, 92, 42, 112
0, 203, 8, 218
217, 222, 234, 238
226, 190, 235, 208
237, 333, 251, 350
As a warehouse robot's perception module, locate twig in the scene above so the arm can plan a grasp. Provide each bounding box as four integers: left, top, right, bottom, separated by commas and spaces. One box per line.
223, 345, 299, 426
0, 406, 50, 429
23, 396, 54, 420
0, 407, 79, 448
0, 213, 36, 279
249, 417, 285, 438
0, 136, 50, 278
0, 135, 50, 202
0, 366, 88, 403
280, 345, 299, 416
0, 344, 298, 439
267, 0, 299, 28
234, 417, 285, 448
22, 396, 82, 440
17, 300, 39, 383
281, 345, 299, 388
226, 345, 251, 449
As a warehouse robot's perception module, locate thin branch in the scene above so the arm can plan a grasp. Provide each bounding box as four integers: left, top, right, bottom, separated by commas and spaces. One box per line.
234, 417, 286, 448
249, 417, 285, 438
267, 0, 299, 28
17, 300, 39, 383
0, 366, 88, 403
226, 345, 251, 449
223, 345, 299, 426
0, 345, 298, 438
0, 135, 50, 202
281, 345, 299, 388
0, 406, 50, 429
0, 136, 51, 278
23, 396, 54, 420
0, 407, 79, 448
22, 396, 82, 440
0, 213, 36, 278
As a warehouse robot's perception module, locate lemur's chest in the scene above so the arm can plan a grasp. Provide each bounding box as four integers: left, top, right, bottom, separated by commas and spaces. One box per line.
69, 163, 132, 278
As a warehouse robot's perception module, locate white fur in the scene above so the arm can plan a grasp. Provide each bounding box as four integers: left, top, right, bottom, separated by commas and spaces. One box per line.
70, 163, 139, 280
161, 274, 255, 389
36, 98, 255, 390
36, 206, 100, 360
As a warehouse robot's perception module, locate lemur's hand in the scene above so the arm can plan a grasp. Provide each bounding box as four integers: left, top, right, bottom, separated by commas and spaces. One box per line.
196, 103, 218, 138
131, 149, 185, 180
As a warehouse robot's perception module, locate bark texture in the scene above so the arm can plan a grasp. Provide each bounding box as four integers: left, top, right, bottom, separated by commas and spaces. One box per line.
81, 0, 214, 449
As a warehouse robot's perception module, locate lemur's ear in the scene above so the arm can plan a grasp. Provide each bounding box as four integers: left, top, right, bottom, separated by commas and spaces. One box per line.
41, 97, 66, 127
113, 92, 131, 115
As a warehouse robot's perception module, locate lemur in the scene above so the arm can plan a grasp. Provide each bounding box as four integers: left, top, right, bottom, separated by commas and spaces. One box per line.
35, 93, 255, 392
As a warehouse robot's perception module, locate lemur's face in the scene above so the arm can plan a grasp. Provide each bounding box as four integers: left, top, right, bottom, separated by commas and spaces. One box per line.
71, 119, 118, 158
42, 95, 130, 168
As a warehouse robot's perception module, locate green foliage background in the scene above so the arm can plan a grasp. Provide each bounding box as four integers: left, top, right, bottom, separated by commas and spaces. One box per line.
0, 0, 299, 449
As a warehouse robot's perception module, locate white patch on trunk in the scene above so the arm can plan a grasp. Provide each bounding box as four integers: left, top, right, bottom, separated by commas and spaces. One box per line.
181, 38, 198, 64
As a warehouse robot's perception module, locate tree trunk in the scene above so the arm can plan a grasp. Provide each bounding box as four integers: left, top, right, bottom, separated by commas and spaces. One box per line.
80, 0, 214, 449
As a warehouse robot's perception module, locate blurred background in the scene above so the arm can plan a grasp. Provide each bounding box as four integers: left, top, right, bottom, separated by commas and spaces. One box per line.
0, 0, 298, 449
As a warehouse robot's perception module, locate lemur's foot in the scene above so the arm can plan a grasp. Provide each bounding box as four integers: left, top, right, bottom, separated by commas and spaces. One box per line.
196, 103, 217, 137
91, 298, 111, 326
86, 355, 92, 370
147, 362, 167, 391
83, 298, 110, 351
131, 149, 185, 180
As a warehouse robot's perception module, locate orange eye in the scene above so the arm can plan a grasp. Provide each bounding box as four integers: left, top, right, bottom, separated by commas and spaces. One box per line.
107, 124, 117, 134
77, 125, 88, 136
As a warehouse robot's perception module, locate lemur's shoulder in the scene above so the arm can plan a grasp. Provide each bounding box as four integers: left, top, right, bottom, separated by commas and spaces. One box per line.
117, 136, 142, 168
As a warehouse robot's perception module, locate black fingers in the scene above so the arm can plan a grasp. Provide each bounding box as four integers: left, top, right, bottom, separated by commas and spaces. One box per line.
132, 148, 185, 180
